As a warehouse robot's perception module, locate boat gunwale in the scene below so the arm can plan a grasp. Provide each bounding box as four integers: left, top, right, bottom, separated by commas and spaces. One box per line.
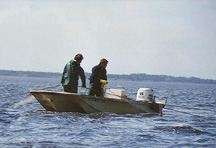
30, 90, 166, 105
30, 90, 133, 103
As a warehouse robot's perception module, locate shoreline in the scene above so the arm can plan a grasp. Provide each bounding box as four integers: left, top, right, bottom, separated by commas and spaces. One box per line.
1, 74, 215, 85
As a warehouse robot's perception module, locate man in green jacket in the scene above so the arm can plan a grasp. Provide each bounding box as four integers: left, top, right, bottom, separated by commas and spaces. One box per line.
61, 54, 86, 93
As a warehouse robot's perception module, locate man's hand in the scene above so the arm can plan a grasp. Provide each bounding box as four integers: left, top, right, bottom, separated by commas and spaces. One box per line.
100, 79, 108, 85
100, 79, 108, 88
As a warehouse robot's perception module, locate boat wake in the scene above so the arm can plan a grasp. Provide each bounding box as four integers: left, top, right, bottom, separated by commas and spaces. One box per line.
13, 96, 35, 108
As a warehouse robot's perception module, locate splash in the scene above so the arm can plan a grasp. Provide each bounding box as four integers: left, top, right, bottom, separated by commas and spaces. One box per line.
13, 96, 35, 108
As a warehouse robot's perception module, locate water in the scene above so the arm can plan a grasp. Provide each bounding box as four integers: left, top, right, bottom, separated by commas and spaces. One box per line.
0, 75, 215, 148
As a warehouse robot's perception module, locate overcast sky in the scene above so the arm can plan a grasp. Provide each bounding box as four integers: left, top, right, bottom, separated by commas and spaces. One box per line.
0, 0, 215, 79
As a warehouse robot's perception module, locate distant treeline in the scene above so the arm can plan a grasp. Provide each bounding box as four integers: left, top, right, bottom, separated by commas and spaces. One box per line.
0, 70, 215, 84
0, 70, 61, 78
107, 73, 216, 84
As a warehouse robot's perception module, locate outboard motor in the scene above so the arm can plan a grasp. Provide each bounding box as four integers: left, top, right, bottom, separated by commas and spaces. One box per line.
136, 88, 155, 103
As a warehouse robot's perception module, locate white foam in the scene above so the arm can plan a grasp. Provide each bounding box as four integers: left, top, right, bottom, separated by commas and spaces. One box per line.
13, 96, 35, 108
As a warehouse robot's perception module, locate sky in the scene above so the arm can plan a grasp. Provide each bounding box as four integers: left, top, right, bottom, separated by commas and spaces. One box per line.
0, 0, 215, 80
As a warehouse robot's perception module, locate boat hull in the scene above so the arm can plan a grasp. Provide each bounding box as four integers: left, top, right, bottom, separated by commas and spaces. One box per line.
30, 90, 166, 114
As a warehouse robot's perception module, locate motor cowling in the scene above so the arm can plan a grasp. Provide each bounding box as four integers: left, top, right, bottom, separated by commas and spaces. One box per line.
136, 88, 155, 103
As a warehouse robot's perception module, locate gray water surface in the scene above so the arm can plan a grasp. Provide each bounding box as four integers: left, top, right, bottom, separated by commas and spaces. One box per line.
0, 75, 215, 147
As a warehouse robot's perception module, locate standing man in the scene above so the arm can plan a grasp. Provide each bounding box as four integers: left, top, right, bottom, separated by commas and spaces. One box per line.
61, 54, 86, 93
89, 58, 108, 96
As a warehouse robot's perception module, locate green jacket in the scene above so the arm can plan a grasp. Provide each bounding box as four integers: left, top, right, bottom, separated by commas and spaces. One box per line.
61, 60, 86, 87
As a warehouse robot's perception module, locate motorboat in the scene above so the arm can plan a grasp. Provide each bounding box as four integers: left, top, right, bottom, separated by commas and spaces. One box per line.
30, 88, 166, 114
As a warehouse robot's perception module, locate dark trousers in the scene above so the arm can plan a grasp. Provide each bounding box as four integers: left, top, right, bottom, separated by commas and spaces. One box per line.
88, 83, 103, 97
63, 85, 77, 93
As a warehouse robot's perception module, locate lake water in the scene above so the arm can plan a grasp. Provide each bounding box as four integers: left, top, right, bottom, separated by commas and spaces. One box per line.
0, 75, 215, 148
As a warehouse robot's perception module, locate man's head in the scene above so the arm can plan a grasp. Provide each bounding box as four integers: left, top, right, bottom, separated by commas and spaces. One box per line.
100, 58, 108, 69
74, 54, 83, 63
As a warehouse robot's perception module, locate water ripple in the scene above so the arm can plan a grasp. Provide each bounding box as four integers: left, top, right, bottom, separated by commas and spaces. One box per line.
0, 76, 215, 147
